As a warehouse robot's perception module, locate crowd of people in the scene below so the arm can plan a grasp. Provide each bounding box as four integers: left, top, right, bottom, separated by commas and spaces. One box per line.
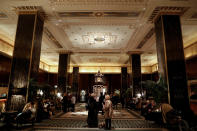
62, 93, 76, 112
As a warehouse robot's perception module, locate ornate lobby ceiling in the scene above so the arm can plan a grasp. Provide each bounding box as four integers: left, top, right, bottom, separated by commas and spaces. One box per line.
0, 0, 197, 73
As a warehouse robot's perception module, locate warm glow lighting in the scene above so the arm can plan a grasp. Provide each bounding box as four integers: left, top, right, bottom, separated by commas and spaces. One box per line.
71, 111, 88, 115
57, 92, 61, 97
79, 66, 121, 73
151, 64, 158, 73
1, 35, 197, 74
40, 90, 43, 96
37, 89, 43, 96
141, 66, 152, 74
0, 39, 13, 56
102, 88, 107, 95
136, 93, 141, 98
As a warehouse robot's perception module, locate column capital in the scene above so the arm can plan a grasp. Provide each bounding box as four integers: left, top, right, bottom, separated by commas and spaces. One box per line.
127, 51, 143, 55
58, 50, 73, 55
14, 6, 46, 21
148, 6, 189, 23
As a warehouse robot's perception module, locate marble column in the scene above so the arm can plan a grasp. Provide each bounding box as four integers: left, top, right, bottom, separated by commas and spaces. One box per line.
154, 15, 190, 116
131, 54, 142, 97
58, 53, 70, 93
121, 67, 128, 96
72, 67, 79, 99
88, 74, 93, 94
108, 74, 112, 94
7, 12, 44, 111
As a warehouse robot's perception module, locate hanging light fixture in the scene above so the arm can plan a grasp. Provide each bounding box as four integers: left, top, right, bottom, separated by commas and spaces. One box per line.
95, 70, 104, 83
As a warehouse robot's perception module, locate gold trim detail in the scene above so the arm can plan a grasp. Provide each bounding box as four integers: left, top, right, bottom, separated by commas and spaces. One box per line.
13, 6, 46, 21
148, 6, 190, 23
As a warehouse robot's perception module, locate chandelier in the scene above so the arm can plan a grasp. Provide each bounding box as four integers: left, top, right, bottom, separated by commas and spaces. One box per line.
95, 70, 104, 83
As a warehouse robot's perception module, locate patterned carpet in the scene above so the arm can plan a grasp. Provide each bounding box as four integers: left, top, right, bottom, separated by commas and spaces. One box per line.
35, 119, 161, 128
56, 103, 143, 120
32, 103, 164, 130
0, 103, 166, 131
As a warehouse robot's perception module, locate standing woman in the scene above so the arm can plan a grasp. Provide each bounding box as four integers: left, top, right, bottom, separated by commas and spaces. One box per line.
103, 94, 113, 130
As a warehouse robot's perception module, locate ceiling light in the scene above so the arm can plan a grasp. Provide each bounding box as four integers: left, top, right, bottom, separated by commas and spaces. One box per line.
94, 37, 105, 42
58, 19, 62, 22
94, 12, 104, 17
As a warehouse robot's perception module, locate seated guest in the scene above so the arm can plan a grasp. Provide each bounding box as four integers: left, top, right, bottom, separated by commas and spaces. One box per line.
143, 99, 156, 120
0, 99, 6, 119
16, 101, 37, 122
0, 99, 6, 113
43, 99, 53, 118
36, 98, 44, 122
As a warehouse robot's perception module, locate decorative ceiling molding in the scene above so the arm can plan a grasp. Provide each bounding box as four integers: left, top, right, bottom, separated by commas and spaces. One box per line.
89, 58, 111, 63
170, 0, 188, 1
72, 52, 122, 54
57, 50, 73, 54
13, 6, 47, 20
12, 0, 29, 2
191, 12, 197, 19
127, 51, 143, 54
44, 27, 63, 48
0, 13, 8, 19
136, 27, 154, 49
62, 23, 136, 27
50, 0, 148, 6
58, 11, 141, 18
148, 6, 190, 23
14, 6, 41, 11
64, 25, 134, 50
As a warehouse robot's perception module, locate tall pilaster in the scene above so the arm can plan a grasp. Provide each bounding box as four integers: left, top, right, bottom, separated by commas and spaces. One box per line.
7, 11, 44, 111
72, 67, 79, 99
58, 53, 70, 93
121, 67, 128, 96
154, 15, 190, 117
131, 54, 142, 97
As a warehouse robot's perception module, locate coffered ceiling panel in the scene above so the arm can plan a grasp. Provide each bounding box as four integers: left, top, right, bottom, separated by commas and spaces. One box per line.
0, 23, 17, 45
182, 25, 197, 47
0, 0, 197, 72
141, 52, 157, 66
71, 53, 129, 67
64, 25, 135, 49
40, 52, 59, 66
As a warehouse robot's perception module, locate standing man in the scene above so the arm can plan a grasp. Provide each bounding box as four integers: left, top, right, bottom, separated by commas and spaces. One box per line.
62, 93, 68, 112
71, 93, 76, 112
87, 93, 98, 127
99, 92, 104, 115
